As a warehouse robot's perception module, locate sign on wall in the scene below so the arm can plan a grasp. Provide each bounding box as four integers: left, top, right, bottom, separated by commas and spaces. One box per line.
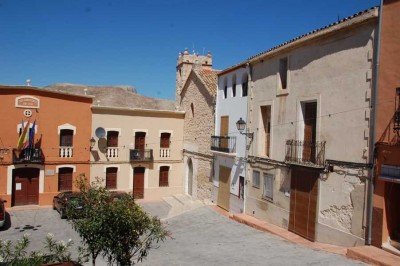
15, 96, 40, 109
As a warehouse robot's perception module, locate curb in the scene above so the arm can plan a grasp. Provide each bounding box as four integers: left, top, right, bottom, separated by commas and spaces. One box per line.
208, 206, 399, 266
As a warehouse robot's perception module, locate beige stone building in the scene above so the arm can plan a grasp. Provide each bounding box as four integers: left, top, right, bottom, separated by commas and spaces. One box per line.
46, 84, 185, 200
242, 8, 379, 246
176, 49, 218, 200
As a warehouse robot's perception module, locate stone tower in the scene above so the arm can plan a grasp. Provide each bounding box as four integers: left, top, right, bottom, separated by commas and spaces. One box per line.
175, 48, 212, 103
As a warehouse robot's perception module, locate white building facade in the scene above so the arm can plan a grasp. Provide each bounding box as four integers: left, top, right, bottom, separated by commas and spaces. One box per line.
212, 65, 250, 213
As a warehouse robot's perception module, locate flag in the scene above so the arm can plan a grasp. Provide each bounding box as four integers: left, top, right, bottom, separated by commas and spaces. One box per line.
16, 119, 30, 152
28, 119, 36, 148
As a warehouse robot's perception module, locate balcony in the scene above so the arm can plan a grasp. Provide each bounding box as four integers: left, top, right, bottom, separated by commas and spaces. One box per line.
160, 148, 170, 158
129, 149, 153, 161
13, 148, 44, 164
59, 146, 73, 158
211, 136, 236, 153
285, 140, 326, 168
107, 147, 119, 158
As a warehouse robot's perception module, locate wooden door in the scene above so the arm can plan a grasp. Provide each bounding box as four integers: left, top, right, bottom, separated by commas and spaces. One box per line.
217, 166, 231, 211
303, 102, 317, 163
133, 167, 145, 199
288, 167, 318, 241
13, 168, 39, 206
220, 116, 229, 150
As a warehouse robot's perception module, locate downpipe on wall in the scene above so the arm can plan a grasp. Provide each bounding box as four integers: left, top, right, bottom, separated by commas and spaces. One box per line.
366, 0, 383, 246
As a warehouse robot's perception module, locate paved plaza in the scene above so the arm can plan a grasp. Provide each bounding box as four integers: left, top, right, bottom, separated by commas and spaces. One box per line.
0, 201, 366, 265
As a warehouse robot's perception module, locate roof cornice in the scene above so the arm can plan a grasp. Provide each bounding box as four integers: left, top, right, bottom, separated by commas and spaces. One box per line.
0, 85, 94, 99
91, 105, 185, 115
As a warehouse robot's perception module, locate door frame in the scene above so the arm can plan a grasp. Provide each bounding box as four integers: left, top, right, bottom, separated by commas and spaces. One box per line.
7, 165, 44, 203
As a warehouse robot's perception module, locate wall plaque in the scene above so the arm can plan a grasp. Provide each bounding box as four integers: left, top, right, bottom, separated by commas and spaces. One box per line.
15, 96, 40, 109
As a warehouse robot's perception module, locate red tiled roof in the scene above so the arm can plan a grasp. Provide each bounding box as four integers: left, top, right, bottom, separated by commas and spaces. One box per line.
193, 69, 219, 96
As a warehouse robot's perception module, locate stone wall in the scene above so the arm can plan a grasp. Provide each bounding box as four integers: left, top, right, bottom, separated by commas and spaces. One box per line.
179, 70, 215, 201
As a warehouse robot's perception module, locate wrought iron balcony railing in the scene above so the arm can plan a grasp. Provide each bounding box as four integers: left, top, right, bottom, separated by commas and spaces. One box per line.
13, 148, 44, 164
211, 136, 236, 153
129, 149, 153, 161
285, 139, 326, 167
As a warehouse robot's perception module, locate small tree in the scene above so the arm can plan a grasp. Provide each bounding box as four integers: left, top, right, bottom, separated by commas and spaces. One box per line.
69, 174, 168, 265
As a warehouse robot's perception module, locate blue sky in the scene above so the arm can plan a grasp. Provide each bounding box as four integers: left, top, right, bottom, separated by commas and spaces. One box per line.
0, 0, 379, 100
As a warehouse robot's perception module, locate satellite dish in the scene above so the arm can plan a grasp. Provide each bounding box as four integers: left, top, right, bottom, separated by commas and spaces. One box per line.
98, 137, 108, 153
95, 127, 106, 138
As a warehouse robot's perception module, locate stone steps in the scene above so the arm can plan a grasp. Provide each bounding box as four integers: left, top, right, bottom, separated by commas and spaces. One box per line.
162, 194, 203, 219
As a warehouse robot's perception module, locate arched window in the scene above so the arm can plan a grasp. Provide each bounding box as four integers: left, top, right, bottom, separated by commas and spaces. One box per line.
242, 74, 248, 97
232, 75, 236, 97
223, 77, 228, 99
190, 103, 194, 118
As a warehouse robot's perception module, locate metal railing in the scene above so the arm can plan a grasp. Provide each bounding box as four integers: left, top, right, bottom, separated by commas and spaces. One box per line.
129, 149, 153, 161
211, 136, 236, 153
13, 148, 44, 164
285, 139, 326, 167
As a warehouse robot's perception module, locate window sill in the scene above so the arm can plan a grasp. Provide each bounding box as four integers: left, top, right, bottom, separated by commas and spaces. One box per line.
276, 88, 289, 97
262, 196, 273, 203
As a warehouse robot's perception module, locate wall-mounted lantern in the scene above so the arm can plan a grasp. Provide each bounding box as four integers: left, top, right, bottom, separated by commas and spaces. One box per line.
90, 137, 96, 151
236, 117, 254, 140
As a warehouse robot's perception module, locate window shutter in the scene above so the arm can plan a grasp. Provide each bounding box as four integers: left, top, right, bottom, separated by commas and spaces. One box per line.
263, 174, 273, 200
58, 168, 73, 191
107, 131, 119, 147
159, 166, 169, 187
60, 130, 73, 146
160, 133, 171, 148
106, 167, 118, 189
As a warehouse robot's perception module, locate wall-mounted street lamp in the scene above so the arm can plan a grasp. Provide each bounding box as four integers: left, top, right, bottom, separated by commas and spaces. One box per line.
236, 117, 253, 140
90, 137, 96, 151
394, 87, 400, 137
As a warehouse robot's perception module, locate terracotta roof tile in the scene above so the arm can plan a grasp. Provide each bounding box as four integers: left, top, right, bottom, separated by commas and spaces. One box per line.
193, 69, 219, 96
219, 6, 378, 75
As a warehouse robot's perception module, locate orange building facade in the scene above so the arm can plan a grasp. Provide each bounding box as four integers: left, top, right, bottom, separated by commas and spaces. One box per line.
0, 86, 92, 207
372, 0, 400, 252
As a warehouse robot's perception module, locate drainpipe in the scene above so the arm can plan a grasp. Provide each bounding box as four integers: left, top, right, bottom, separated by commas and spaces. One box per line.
243, 62, 252, 214
366, 0, 383, 246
